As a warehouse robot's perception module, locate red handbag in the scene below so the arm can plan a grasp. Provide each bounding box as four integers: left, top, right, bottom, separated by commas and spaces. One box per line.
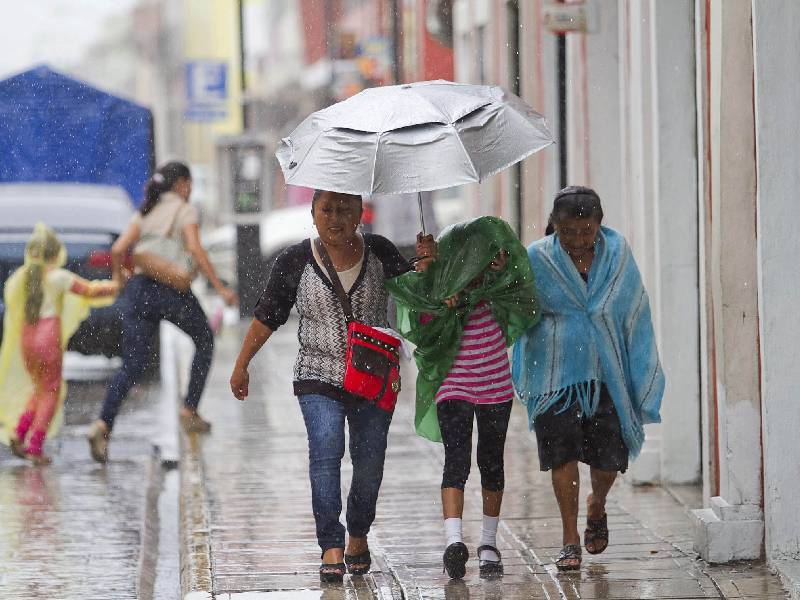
315, 239, 401, 412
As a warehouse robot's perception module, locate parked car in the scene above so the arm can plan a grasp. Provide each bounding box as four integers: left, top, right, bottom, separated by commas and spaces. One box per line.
0, 183, 134, 358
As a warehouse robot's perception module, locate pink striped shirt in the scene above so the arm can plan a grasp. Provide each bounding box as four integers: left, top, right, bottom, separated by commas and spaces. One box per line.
435, 302, 514, 405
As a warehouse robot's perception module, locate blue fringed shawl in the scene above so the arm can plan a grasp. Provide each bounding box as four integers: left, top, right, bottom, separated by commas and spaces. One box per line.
511, 227, 664, 458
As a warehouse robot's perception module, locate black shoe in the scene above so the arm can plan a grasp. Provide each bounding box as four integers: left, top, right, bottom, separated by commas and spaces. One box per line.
319, 562, 346, 583
443, 542, 469, 579
477, 544, 503, 578
344, 549, 371, 576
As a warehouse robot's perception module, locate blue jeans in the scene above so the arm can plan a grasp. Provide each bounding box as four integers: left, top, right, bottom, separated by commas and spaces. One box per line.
298, 394, 393, 553
100, 276, 214, 429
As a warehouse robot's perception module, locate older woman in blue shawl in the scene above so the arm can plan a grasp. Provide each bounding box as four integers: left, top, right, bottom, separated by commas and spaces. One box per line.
512, 186, 664, 571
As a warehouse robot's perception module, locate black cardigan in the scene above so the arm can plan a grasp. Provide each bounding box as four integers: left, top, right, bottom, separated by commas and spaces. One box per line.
254, 234, 410, 402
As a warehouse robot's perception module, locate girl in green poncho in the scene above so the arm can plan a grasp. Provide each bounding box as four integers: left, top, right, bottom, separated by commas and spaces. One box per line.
386, 216, 539, 580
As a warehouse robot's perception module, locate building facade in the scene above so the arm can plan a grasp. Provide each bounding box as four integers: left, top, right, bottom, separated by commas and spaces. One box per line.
452, 0, 800, 574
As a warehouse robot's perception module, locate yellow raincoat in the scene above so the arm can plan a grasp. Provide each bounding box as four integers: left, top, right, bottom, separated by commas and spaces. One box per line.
0, 224, 114, 445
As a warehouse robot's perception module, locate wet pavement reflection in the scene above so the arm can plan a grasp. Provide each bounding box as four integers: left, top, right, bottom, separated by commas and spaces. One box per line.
0, 377, 176, 599
184, 323, 789, 599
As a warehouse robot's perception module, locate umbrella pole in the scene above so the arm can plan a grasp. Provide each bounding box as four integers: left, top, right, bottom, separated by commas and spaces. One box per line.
417, 191, 426, 235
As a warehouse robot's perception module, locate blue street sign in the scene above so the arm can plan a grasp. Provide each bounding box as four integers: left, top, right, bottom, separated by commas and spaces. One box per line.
185, 60, 228, 121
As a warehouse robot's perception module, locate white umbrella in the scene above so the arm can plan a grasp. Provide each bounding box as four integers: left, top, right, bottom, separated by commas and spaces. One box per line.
276, 80, 554, 231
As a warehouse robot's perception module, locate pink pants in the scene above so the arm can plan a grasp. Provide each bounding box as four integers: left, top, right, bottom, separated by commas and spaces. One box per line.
19, 317, 62, 446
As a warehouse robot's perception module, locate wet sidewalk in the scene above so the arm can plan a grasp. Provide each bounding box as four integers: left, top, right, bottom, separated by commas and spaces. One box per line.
179, 321, 789, 600
0, 374, 179, 600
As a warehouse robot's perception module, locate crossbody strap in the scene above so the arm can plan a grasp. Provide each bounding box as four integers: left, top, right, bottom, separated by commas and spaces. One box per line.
164, 202, 184, 240
314, 238, 354, 322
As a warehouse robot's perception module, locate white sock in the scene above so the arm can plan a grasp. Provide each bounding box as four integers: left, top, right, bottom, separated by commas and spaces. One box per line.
479, 515, 500, 561
444, 517, 463, 547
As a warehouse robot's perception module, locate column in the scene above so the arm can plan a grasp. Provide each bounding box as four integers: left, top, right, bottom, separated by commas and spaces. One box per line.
690, 0, 764, 563
650, 0, 701, 484
751, 0, 800, 567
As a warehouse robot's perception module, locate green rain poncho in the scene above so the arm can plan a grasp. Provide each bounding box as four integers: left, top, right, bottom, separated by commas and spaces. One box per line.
386, 216, 540, 442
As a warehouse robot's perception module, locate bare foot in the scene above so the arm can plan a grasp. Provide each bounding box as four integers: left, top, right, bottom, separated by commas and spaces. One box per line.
585, 493, 609, 554
322, 547, 344, 564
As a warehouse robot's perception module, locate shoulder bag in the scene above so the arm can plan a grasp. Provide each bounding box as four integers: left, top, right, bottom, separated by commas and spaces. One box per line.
315, 238, 401, 412
132, 203, 195, 292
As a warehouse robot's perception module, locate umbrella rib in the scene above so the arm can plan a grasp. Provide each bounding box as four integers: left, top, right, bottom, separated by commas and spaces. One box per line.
451, 124, 480, 181
286, 128, 328, 185
369, 132, 381, 194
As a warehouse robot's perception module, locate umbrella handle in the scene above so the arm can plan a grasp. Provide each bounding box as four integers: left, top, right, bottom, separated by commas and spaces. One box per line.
417, 191, 426, 236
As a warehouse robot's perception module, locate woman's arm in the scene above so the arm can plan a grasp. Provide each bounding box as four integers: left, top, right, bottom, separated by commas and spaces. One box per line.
230, 319, 273, 400
70, 277, 118, 298
111, 222, 140, 286
182, 223, 238, 306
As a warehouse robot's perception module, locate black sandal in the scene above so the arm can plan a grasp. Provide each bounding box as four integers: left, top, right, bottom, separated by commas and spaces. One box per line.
443, 542, 469, 579
477, 544, 503, 578
344, 549, 371, 576
584, 512, 609, 555
555, 544, 582, 571
319, 562, 346, 583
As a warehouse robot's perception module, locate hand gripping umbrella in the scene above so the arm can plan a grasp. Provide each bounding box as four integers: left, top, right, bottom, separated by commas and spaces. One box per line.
276, 80, 554, 233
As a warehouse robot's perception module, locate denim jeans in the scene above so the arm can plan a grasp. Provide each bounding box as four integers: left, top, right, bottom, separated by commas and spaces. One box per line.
298, 394, 393, 553
100, 276, 214, 430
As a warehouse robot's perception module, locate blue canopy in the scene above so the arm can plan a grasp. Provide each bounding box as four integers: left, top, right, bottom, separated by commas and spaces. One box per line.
0, 66, 154, 207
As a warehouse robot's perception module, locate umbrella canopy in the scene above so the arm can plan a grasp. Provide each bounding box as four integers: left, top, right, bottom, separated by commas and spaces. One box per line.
276, 80, 554, 196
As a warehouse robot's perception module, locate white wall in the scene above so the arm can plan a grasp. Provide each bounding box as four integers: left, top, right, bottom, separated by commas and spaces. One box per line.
650, 0, 701, 484
519, 0, 560, 243
752, 0, 800, 562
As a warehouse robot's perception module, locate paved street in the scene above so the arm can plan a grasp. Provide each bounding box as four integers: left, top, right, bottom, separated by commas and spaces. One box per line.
179, 320, 789, 600
0, 369, 179, 600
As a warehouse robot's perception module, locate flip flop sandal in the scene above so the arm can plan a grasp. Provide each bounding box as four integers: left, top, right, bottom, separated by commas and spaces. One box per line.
319, 562, 346, 583
555, 544, 582, 571
477, 544, 503, 578
442, 542, 469, 579
344, 549, 371, 576
584, 512, 609, 555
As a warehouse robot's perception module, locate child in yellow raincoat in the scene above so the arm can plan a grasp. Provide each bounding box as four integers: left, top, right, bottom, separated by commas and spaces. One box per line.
0, 223, 118, 464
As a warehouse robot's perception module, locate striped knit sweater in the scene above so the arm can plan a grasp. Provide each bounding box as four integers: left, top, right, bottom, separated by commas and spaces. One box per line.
253, 234, 410, 403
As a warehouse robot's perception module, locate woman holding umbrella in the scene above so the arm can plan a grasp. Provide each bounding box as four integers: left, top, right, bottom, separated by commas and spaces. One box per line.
230, 189, 435, 583
512, 186, 664, 571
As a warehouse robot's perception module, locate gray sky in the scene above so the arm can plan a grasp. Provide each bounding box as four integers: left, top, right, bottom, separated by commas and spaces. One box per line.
0, 0, 139, 79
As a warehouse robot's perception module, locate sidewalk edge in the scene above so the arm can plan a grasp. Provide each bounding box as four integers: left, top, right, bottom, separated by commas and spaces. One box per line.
164, 325, 214, 600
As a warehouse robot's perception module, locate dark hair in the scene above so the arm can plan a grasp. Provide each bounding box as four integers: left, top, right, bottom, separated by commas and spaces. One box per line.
545, 185, 604, 235
140, 161, 192, 215
310, 189, 362, 211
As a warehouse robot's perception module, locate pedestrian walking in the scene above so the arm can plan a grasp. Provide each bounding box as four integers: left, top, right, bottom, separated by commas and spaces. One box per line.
0, 223, 118, 464
87, 161, 238, 463
230, 189, 435, 583
512, 186, 665, 571
386, 216, 540, 579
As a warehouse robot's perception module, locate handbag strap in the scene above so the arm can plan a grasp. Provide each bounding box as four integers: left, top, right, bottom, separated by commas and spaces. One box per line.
163, 202, 184, 240
314, 238, 354, 323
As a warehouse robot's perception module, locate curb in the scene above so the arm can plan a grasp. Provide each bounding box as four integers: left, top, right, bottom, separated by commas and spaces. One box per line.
162, 323, 215, 599
179, 428, 213, 599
